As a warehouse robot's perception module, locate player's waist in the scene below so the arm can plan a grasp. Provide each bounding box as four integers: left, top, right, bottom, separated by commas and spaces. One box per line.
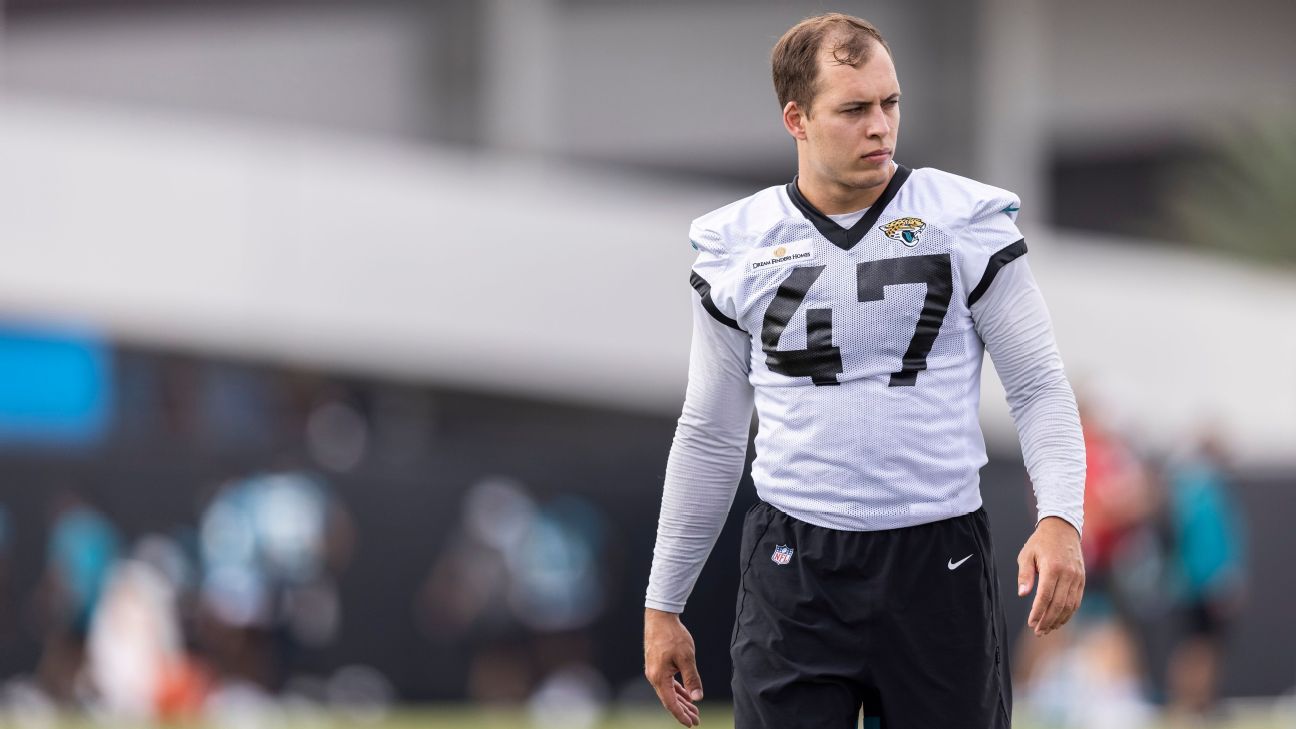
751, 483, 985, 532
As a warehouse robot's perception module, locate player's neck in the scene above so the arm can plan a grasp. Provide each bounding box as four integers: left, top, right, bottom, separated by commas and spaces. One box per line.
794, 164, 895, 215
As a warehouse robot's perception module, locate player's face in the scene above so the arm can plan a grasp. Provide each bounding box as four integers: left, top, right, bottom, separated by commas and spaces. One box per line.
799, 42, 901, 194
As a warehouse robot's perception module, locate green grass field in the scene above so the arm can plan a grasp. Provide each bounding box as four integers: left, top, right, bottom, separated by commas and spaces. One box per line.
396, 707, 1285, 729
7, 703, 1290, 729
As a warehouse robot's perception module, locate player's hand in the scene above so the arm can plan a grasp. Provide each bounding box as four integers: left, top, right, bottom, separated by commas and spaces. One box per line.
644, 607, 703, 726
1017, 516, 1084, 636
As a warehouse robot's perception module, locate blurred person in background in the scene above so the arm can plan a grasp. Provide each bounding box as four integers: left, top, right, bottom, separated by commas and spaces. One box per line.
196, 470, 354, 692
33, 493, 121, 703
1013, 394, 1159, 726
86, 535, 212, 722
1164, 428, 1247, 726
644, 12, 1086, 729
417, 476, 540, 704
416, 477, 611, 718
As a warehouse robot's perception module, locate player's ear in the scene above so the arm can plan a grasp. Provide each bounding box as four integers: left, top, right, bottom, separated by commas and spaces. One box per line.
783, 101, 809, 141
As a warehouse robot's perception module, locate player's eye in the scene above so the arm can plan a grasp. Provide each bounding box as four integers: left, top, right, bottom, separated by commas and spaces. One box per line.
842, 107, 863, 115
883, 99, 899, 108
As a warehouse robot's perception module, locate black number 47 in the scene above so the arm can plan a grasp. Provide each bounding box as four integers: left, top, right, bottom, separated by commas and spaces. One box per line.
760, 254, 952, 387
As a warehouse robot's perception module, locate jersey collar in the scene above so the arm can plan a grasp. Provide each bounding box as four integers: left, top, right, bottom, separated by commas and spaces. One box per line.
786, 164, 912, 252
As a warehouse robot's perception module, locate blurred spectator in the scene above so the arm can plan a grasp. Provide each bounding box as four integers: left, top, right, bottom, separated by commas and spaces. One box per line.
197, 471, 355, 689
86, 540, 212, 721
1164, 430, 1247, 725
416, 476, 610, 712
1015, 396, 1159, 727
34, 494, 121, 703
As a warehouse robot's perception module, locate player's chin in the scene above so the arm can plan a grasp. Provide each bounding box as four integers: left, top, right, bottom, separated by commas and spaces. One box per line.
844, 167, 888, 189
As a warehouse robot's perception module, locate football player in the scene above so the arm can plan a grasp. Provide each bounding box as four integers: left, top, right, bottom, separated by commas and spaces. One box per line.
643, 13, 1086, 728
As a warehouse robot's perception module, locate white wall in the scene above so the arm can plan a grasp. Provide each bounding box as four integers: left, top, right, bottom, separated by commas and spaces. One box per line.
0, 94, 733, 410
1, 96, 1292, 465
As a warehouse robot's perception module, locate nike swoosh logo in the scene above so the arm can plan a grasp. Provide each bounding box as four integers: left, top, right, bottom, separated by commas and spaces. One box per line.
948, 554, 973, 570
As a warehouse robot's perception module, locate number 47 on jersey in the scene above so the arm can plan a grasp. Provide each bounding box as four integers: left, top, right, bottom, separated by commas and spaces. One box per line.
760, 254, 952, 388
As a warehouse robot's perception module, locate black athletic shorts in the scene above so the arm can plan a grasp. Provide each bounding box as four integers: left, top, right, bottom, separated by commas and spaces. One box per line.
730, 501, 1012, 728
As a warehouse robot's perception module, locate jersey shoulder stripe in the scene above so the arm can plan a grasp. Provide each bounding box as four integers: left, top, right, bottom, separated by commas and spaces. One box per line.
968, 238, 1028, 307
689, 270, 746, 332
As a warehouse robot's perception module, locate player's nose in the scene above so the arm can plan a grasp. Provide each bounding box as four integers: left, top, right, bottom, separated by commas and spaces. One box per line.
864, 105, 891, 137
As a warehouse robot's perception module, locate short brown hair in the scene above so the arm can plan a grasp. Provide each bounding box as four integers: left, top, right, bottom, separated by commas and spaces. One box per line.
771, 13, 891, 115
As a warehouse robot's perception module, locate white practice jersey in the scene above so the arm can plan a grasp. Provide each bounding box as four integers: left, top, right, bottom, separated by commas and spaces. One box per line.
645, 163, 1085, 613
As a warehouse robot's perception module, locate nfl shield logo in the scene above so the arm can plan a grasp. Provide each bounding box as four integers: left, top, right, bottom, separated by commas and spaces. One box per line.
771, 545, 794, 565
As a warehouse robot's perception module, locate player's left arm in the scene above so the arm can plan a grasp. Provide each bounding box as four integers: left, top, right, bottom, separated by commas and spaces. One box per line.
967, 211, 1086, 636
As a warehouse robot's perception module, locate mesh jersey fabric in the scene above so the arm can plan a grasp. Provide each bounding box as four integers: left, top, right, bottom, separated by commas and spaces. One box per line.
646, 164, 1084, 613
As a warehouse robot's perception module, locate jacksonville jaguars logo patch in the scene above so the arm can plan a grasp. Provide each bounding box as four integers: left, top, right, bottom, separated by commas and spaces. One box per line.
880, 217, 927, 247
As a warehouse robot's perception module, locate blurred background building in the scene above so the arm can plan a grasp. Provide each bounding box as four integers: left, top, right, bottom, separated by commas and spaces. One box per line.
0, 0, 1293, 726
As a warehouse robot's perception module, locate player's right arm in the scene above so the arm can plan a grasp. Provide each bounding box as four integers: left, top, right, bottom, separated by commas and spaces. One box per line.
645, 236, 755, 727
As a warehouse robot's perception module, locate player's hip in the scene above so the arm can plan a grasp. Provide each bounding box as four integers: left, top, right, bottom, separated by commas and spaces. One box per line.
748, 476, 986, 532
730, 500, 1012, 727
